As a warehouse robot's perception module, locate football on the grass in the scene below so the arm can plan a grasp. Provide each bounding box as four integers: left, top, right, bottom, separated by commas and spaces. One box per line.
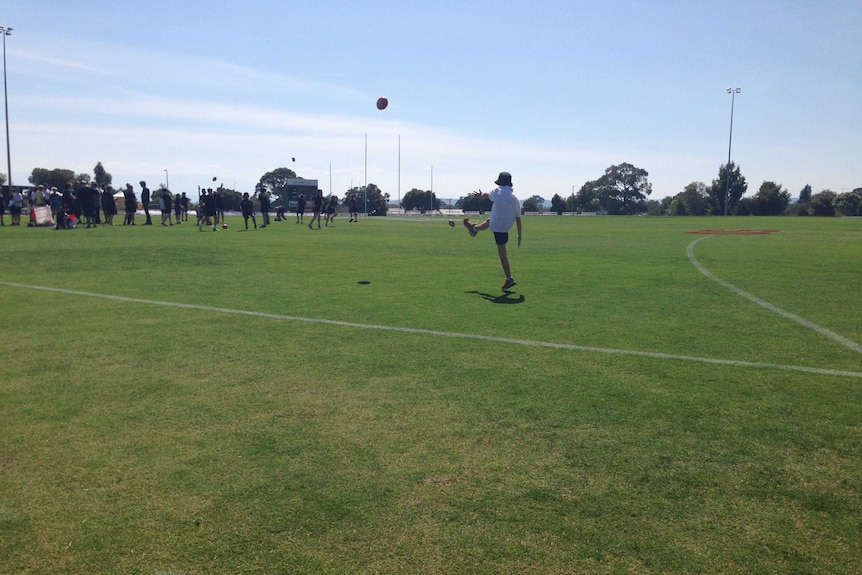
448, 219, 455, 227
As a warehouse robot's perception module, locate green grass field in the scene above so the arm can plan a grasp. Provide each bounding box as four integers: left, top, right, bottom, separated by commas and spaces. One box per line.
1, 214, 860, 574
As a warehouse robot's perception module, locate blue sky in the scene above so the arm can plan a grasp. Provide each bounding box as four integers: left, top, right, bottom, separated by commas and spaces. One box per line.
3, 1, 860, 202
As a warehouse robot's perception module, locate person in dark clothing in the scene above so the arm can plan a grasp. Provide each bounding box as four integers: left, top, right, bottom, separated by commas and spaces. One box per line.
200, 189, 218, 231
239, 192, 257, 230
308, 189, 323, 230
296, 194, 306, 224
60, 183, 79, 222
174, 192, 183, 224
349, 194, 359, 222
215, 187, 225, 225
198, 190, 208, 229
69, 182, 83, 222
101, 186, 117, 225
140, 181, 152, 225
259, 190, 271, 228
161, 190, 173, 226
196, 189, 205, 226
77, 182, 97, 228
0, 186, 8, 226
50, 187, 62, 223
324, 194, 338, 227
123, 183, 137, 225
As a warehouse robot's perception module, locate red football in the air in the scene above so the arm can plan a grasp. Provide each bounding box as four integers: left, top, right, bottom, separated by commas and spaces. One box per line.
376, 97, 388, 110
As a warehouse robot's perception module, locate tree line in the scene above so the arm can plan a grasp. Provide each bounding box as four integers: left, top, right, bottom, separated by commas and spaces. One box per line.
6, 160, 859, 217
391, 161, 860, 217
544, 161, 860, 217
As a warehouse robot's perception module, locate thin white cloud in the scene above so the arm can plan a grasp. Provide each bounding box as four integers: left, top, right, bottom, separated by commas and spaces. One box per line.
7, 24, 858, 199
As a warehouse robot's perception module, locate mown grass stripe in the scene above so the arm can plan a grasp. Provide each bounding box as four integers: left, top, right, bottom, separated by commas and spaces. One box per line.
2, 280, 860, 379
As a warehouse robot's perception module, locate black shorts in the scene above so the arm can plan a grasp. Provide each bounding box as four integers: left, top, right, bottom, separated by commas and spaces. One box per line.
493, 231, 508, 246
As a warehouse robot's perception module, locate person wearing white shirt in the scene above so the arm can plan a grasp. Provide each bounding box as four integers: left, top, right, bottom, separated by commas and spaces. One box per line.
463, 171, 522, 291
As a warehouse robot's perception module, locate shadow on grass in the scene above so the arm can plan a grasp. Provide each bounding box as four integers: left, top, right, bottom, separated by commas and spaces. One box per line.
466, 290, 525, 304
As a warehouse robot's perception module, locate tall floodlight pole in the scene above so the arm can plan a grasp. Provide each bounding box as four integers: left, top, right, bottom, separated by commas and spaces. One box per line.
2, 26, 12, 194
397, 135, 401, 208
724, 87, 741, 216
164, 169, 169, 190
364, 133, 367, 214
430, 165, 433, 213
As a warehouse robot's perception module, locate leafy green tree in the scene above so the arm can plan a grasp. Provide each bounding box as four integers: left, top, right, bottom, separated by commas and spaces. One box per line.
550, 193, 567, 214
834, 191, 862, 216
784, 203, 809, 216
809, 190, 836, 216
366, 183, 389, 216
672, 181, 709, 216
93, 162, 112, 187
460, 191, 492, 213
644, 199, 664, 215
348, 184, 388, 216
668, 197, 687, 215
797, 184, 812, 205
735, 196, 756, 215
591, 162, 652, 215
575, 180, 601, 212
522, 195, 544, 213
660, 195, 679, 215
222, 188, 242, 211
755, 181, 791, 216
257, 167, 297, 204
29, 167, 76, 189
709, 161, 747, 215
402, 188, 439, 212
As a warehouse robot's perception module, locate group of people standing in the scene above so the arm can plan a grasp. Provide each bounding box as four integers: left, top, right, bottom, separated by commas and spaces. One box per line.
0, 180, 189, 229
196, 187, 272, 231
121, 181, 189, 227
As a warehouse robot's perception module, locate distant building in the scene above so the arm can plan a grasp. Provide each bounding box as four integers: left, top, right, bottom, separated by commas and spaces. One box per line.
284, 178, 319, 210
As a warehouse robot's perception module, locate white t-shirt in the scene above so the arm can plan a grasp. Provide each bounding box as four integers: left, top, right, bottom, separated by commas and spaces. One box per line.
488, 186, 520, 233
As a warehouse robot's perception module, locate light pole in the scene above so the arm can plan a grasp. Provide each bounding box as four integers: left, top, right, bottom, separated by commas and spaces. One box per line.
724, 87, 741, 216
429, 165, 433, 213
164, 169, 169, 191
1, 25, 12, 194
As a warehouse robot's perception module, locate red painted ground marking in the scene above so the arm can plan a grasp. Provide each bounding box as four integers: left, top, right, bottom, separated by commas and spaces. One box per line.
685, 229, 781, 235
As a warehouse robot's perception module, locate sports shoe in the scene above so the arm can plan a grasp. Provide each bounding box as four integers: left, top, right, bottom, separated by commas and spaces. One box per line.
501, 277, 517, 290
463, 218, 477, 237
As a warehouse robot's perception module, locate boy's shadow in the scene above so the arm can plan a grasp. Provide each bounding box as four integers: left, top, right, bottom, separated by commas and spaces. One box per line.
466, 290, 525, 304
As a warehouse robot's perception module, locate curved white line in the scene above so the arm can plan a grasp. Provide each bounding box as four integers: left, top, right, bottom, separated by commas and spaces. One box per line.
2, 281, 860, 379
687, 235, 862, 354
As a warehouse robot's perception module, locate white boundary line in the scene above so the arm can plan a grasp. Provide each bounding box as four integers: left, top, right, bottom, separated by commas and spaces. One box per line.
2, 280, 860, 379
687, 236, 862, 355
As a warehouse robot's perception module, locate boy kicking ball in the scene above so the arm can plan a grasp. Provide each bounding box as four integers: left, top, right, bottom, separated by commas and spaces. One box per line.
463, 171, 522, 291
